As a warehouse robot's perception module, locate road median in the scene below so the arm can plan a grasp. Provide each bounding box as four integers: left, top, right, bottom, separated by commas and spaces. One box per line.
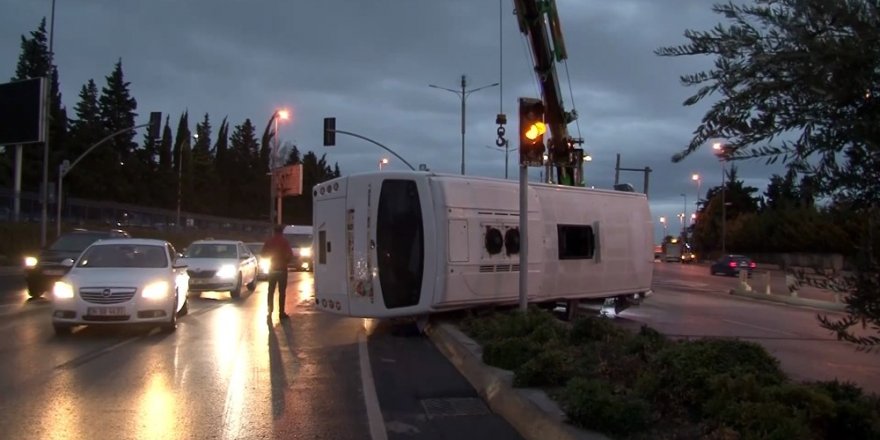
426, 321, 608, 440
728, 287, 846, 312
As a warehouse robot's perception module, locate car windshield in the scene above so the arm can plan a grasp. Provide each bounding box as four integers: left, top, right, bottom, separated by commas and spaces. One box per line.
184, 243, 238, 259
284, 234, 312, 247
77, 244, 167, 268
246, 243, 263, 254
49, 233, 109, 252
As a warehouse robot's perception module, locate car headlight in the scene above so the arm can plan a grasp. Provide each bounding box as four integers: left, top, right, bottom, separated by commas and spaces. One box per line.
53, 281, 74, 299
142, 281, 169, 299
216, 264, 237, 279
24, 256, 38, 267
259, 258, 271, 274
299, 247, 312, 258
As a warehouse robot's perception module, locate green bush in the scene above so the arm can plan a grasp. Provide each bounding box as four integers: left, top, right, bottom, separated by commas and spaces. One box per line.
463, 308, 568, 346
557, 378, 652, 437
705, 376, 834, 439
482, 337, 540, 370
513, 347, 576, 387
809, 380, 880, 440
569, 316, 626, 345
637, 339, 785, 418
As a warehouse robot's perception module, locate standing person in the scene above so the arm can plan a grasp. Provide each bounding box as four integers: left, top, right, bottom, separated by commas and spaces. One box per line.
262, 224, 293, 320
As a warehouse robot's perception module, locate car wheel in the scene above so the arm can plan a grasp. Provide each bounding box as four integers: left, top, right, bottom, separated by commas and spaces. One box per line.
53, 324, 71, 336
246, 273, 256, 292
230, 274, 242, 299
179, 297, 189, 316
27, 282, 44, 298
161, 293, 179, 332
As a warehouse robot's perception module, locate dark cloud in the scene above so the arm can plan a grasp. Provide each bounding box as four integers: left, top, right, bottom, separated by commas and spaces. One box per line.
1, 0, 788, 242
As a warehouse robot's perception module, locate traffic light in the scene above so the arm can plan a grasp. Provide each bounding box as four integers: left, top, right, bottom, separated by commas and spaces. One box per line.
323, 117, 336, 146
518, 97, 545, 166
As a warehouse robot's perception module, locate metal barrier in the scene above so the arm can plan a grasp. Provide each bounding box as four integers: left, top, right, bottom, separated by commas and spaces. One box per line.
0, 187, 270, 234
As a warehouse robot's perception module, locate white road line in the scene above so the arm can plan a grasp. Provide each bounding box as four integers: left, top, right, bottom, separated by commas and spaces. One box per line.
358, 331, 388, 440
720, 318, 799, 337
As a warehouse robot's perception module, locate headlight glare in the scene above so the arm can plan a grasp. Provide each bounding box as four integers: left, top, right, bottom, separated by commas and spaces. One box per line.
24, 256, 38, 267
142, 281, 169, 299
259, 258, 271, 274
299, 247, 312, 257
216, 264, 237, 279
53, 281, 74, 299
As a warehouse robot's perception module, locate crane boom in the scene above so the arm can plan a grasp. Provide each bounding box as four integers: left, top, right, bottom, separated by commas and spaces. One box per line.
513, 0, 584, 186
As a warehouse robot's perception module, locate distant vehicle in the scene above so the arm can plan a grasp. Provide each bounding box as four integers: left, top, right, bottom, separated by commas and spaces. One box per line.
179, 240, 259, 298
245, 242, 270, 280
653, 245, 663, 261
662, 240, 682, 262
283, 225, 314, 272
680, 243, 696, 264
50, 238, 189, 335
24, 229, 131, 298
312, 171, 653, 319
710, 255, 756, 277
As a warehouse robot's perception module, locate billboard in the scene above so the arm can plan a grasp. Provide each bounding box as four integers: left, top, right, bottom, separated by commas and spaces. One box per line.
273, 164, 303, 197
0, 77, 46, 145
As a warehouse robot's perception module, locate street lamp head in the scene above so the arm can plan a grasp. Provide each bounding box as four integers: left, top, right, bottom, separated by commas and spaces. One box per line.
692, 173, 699, 181
659, 216, 666, 223
584, 154, 593, 162
712, 142, 722, 151
277, 109, 290, 121
380, 158, 389, 165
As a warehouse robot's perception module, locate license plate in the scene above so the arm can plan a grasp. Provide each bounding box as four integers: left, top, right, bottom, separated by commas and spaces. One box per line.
43, 269, 65, 276
190, 278, 206, 285
87, 307, 126, 316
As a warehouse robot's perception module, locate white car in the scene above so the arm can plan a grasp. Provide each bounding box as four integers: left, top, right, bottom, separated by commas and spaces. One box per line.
179, 240, 258, 298
51, 238, 190, 335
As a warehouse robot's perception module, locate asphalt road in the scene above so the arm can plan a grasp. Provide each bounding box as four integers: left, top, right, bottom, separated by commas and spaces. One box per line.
0, 272, 521, 440
627, 262, 880, 394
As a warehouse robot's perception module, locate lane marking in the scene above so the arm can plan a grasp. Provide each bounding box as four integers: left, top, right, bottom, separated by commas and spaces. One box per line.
358, 331, 388, 440
720, 318, 799, 337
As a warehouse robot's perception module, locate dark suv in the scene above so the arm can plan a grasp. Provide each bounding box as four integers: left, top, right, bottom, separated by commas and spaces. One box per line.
24, 229, 130, 298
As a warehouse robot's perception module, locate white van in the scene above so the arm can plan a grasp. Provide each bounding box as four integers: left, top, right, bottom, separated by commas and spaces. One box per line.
283, 225, 314, 271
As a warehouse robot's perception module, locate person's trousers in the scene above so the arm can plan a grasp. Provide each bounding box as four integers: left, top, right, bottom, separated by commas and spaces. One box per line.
267, 269, 289, 314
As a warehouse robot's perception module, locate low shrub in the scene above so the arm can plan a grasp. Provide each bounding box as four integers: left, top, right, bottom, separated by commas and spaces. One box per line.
557, 377, 651, 437
637, 339, 786, 418
569, 316, 626, 345
513, 347, 577, 387
809, 380, 880, 439
482, 336, 540, 371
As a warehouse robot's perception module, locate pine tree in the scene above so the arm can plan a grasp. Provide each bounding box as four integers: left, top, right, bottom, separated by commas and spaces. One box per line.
66, 79, 106, 199
154, 118, 175, 209
172, 112, 191, 215
212, 118, 230, 215
228, 119, 261, 217
97, 59, 138, 202
191, 113, 217, 214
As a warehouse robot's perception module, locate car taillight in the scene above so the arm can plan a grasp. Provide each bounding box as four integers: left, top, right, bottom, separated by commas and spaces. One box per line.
728, 261, 737, 268
749, 262, 756, 268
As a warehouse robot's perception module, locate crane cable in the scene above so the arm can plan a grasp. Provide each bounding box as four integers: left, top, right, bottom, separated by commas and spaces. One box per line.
562, 59, 583, 141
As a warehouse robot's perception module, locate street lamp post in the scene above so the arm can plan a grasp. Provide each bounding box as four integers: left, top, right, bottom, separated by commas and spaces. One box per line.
267, 109, 290, 225
659, 216, 668, 239
378, 158, 389, 170
680, 193, 688, 239
429, 75, 499, 175
691, 173, 701, 209
713, 142, 728, 255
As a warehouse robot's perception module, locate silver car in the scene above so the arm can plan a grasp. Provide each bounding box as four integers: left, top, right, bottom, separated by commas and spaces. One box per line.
179, 240, 259, 298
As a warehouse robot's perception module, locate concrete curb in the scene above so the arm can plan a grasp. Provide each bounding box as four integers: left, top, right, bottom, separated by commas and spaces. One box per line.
426, 322, 609, 440
728, 289, 846, 312
0, 266, 23, 276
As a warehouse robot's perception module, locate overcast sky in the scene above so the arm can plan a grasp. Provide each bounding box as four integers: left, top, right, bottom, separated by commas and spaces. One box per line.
1, 0, 785, 242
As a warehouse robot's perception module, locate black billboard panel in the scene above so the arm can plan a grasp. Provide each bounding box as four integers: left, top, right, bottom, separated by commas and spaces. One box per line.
0, 77, 45, 145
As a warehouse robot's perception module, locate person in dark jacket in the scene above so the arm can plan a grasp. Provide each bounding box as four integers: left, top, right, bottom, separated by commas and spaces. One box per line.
262, 224, 294, 319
